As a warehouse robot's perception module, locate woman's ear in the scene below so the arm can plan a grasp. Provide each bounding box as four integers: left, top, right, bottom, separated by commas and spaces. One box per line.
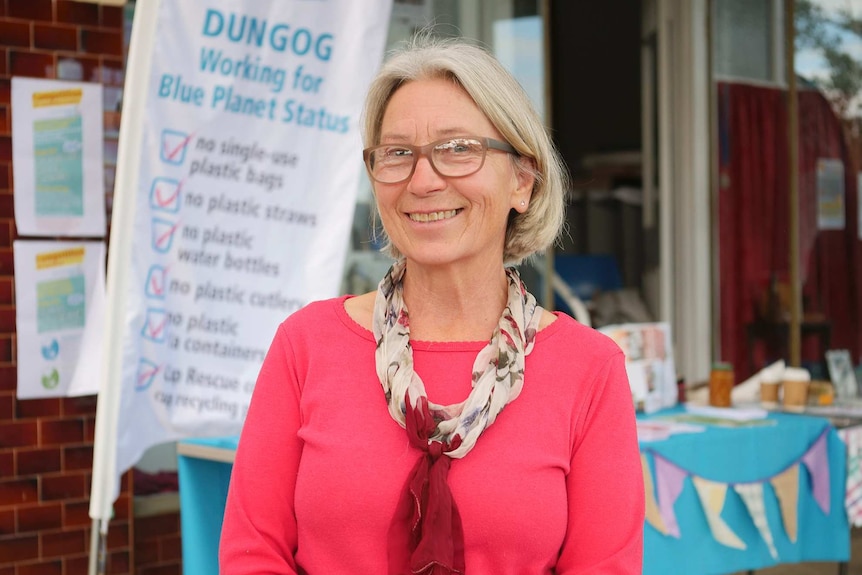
511, 157, 536, 213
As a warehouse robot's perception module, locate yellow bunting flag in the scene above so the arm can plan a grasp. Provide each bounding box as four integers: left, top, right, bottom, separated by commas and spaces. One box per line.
770, 465, 800, 542
735, 482, 778, 559
642, 454, 668, 534
692, 476, 747, 550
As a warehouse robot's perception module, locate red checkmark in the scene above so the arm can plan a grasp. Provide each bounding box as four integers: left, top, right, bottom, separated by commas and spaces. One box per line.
138, 364, 162, 387
150, 273, 164, 296
163, 132, 194, 161
147, 316, 167, 339
155, 179, 184, 208
155, 221, 181, 249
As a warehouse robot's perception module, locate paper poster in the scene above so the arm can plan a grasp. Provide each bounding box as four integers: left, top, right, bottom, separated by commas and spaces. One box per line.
100, 0, 392, 495
816, 158, 845, 230
13, 241, 105, 399
599, 322, 677, 413
11, 78, 106, 237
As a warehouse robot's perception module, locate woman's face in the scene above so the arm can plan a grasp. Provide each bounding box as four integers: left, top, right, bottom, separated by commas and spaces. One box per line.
373, 77, 533, 270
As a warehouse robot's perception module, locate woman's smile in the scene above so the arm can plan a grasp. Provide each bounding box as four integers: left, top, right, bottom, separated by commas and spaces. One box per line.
406, 208, 463, 223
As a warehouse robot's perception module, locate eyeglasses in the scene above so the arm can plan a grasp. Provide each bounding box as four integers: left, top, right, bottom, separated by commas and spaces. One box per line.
363, 136, 518, 184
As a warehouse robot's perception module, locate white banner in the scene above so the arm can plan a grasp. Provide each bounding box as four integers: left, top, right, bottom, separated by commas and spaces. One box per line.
11, 78, 106, 237
13, 241, 105, 399
90, 0, 392, 522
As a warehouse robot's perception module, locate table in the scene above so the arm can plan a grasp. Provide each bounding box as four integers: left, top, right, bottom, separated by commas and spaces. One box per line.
640, 407, 849, 575
177, 410, 851, 575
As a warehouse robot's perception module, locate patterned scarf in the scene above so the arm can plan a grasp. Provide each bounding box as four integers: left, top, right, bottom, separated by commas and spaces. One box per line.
373, 259, 542, 575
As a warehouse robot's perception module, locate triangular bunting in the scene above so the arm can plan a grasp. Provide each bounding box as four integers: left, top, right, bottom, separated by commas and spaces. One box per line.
654, 454, 687, 538
642, 454, 668, 534
735, 482, 778, 559
770, 465, 800, 542
801, 430, 831, 514
692, 476, 747, 550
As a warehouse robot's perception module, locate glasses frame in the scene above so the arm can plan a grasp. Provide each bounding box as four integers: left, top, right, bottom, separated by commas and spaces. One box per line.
362, 136, 518, 184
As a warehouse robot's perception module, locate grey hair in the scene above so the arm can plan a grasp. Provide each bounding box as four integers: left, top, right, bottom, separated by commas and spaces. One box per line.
361, 34, 568, 264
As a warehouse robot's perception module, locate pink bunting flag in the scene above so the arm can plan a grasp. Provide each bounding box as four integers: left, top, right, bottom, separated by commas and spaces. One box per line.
801, 430, 831, 514
654, 454, 687, 538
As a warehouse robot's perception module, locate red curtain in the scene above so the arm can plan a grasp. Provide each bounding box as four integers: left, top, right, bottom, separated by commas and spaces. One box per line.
717, 82, 861, 379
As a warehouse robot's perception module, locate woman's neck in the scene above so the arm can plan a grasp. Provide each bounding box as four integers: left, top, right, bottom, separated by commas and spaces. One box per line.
400, 260, 509, 342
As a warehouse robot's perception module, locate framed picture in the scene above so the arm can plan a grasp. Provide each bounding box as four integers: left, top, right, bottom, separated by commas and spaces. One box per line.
826, 349, 859, 400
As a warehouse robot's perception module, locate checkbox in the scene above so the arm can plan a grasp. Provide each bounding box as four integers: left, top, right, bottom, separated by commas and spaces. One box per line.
150, 177, 183, 213
136, 358, 161, 391
152, 218, 180, 254
161, 129, 193, 165
145, 265, 167, 299
141, 308, 168, 343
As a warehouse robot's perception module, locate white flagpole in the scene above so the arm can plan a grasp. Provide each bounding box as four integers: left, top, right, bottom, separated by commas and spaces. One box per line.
88, 1, 160, 573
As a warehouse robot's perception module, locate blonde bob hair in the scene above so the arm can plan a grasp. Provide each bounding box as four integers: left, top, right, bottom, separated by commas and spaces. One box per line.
362, 34, 568, 264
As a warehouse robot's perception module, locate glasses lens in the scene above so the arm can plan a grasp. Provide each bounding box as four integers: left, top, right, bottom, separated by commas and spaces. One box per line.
368, 146, 414, 183
433, 138, 485, 177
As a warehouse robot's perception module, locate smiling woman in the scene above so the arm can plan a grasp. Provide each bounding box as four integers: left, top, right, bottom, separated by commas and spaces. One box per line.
219, 34, 645, 575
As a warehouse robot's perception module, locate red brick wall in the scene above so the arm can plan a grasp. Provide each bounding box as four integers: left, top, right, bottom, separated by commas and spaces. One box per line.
0, 0, 134, 572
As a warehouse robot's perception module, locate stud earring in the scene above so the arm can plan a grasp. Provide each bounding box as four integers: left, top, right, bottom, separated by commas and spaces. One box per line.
520, 200, 526, 206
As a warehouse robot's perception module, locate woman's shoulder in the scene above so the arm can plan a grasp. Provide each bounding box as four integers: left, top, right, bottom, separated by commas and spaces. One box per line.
537, 310, 624, 362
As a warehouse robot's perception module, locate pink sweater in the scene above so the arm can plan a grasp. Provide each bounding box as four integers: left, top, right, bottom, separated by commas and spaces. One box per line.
220, 297, 644, 574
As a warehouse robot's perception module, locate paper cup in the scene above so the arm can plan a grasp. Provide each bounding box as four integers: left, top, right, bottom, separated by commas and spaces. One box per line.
782, 367, 811, 413
760, 380, 781, 408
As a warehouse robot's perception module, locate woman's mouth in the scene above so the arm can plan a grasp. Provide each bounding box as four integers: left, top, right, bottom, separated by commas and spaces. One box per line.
407, 209, 461, 223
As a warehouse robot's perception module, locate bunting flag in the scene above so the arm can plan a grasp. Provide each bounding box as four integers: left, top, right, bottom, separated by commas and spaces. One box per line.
801, 430, 831, 514
692, 477, 747, 550
642, 454, 668, 534
654, 455, 686, 538
770, 465, 800, 542
643, 426, 836, 559
838, 427, 862, 527
734, 482, 778, 559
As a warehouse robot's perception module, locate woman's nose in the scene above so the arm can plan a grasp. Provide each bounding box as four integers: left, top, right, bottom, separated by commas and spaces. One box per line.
407, 154, 445, 194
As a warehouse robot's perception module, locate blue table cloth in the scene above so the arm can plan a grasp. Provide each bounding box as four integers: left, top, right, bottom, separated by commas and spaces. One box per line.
639, 407, 849, 575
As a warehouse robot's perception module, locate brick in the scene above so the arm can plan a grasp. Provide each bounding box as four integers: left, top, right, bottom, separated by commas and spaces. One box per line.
0, 533, 38, 562
7, 0, 53, 21
134, 513, 179, 541
63, 444, 92, 471
62, 500, 89, 528
83, 415, 95, 442
34, 24, 76, 51
0, 164, 7, 190
0, 451, 12, 476
136, 563, 180, 575
63, 556, 88, 573
17, 560, 62, 575
61, 395, 96, 416
0, 136, 10, 163
0, 194, 12, 219
0, 49, 6, 75
16, 397, 60, 419
40, 473, 86, 501
106, 520, 128, 548
0, 21, 30, 47
160, 533, 182, 561
56, 0, 99, 26
0, 337, 11, 363
0, 478, 37, 505
0, 79, 9, 105
0, 365, 16, 392
0, 221, 11, 246
41, 528, 85, 557
17, 503, 61, 532
39, 418, 84, 445
101, 5, 123, 28
81, 29, 121, 57
0, 279, 9, 308
17, 447, 61, 475
107, 550, 130, 574
0, 107, 6, 134
112, 494, 129, 520
134, 539, 158, 564
0, 306, 12, 332
0, 509, 12, 535
0, 421, 37, 448
9, 50, 54, 78
0, 393, 11, 420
